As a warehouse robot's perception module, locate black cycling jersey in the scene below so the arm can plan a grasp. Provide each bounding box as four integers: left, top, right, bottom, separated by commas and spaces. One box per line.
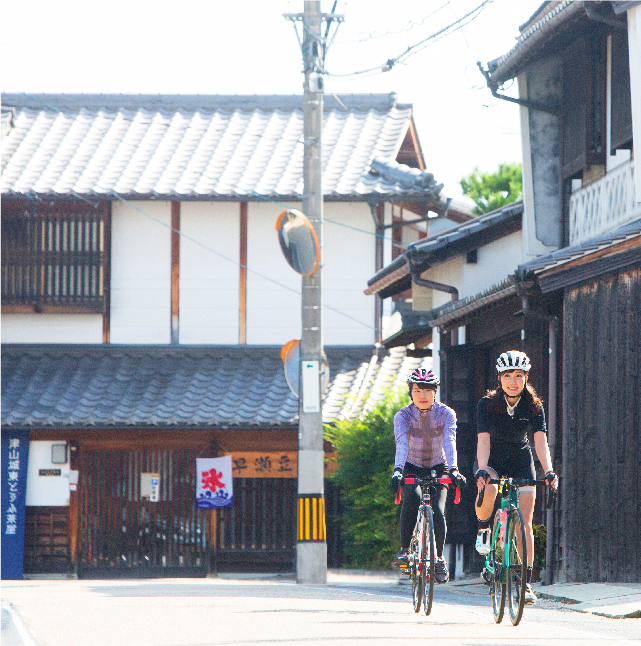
476, 396, 546, 448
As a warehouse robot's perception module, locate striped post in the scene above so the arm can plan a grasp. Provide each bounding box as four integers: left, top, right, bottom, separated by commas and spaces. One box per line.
297, 495, 326, 542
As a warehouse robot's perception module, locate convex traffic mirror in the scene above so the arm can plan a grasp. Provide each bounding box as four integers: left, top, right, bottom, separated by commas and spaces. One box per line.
275, 209, 320, 276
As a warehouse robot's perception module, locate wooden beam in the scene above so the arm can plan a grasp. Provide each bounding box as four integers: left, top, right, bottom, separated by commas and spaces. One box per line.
171, 202, 180, 344
408, 117, 426, 171
239, 202, 248, 344
102, 202, 111, 344
375, 202, 385, 343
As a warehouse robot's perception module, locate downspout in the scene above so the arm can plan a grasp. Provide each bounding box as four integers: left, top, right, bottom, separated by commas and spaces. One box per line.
407, 258, 459, 345
515, 270, 559, 585
545, 316, 559, 585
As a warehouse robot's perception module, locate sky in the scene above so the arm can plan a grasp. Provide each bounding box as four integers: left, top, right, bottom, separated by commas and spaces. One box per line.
1, 0, 544, 201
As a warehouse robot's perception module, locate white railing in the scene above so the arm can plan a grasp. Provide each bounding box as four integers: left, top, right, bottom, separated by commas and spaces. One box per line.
569, 160, 640, 245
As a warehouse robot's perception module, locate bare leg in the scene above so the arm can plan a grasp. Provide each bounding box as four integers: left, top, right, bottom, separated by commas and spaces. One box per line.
519, 492, 536, 568
475, 467, 499, 522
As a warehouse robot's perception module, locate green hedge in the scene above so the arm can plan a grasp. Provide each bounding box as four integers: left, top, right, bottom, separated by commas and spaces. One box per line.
324, 391, 407, 570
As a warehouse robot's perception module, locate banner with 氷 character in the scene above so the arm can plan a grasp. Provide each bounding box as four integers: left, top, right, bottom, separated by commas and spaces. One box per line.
196, 456, 233, 509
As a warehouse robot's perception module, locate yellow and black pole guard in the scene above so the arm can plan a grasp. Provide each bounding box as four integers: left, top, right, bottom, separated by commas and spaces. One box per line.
297, 494, 326, 542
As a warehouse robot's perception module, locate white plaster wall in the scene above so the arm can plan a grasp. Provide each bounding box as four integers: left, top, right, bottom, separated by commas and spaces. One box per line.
245, 201, 376, 346
246, 201, 301, 345
323, 202, 376, 345
26, 441, 71, 507
109, 201, 171, 344
421, 229, 522, 310
179, 202, 240, 344
1, 314, 102, 343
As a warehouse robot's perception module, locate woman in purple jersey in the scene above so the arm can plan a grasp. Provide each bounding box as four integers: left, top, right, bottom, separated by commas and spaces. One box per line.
389, 368, 466, 584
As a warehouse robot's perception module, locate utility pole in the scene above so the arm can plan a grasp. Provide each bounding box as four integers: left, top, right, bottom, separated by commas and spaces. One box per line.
285, 1, 342, 585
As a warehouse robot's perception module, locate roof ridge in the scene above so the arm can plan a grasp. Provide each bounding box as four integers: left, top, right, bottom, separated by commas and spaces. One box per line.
1, 93, 408, 111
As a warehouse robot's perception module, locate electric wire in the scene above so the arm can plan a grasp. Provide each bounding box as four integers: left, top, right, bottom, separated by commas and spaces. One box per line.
328, 0, 493, 78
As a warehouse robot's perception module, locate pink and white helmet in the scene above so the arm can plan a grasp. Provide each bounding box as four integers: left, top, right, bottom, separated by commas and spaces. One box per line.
496, 351, 531, 373
407, 368, 440, 387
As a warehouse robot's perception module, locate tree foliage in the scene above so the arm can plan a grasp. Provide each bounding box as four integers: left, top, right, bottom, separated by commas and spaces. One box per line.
324, 390, 408, 570
460, 163, 522, 215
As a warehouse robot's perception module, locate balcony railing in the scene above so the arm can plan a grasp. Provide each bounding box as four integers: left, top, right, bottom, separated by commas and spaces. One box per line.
569, 160, 640, 245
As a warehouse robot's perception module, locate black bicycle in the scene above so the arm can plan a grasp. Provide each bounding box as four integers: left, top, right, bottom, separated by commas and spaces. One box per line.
395, 472, 461, 615
477, 477, 556, 625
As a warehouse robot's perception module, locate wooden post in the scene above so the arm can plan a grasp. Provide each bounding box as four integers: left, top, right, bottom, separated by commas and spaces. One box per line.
68, 440, 80, 577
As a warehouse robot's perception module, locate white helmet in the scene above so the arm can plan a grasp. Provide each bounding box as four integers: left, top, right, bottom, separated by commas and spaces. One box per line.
496, 351, 531, 373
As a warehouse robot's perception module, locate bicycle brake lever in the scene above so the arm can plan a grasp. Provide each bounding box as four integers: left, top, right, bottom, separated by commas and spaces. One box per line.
476, 486, 485, 507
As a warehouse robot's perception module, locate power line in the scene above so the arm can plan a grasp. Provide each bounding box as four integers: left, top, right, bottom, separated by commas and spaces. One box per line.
328, 0, 493, 78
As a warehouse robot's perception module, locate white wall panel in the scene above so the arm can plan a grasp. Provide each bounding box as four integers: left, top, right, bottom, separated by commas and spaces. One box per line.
26, 441, 71, 507
109, 201, 171, 344
323, 203, 375, 345
420, 229, 522, 310
179, 202, 240, 344
1, 314, 103, 343
246, 202, 301, 345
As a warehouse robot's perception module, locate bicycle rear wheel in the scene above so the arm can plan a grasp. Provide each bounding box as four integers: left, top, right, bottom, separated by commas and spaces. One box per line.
506, 507, 527, 626
410, 528, 422, 613
422, 506, 435, 616
490, 509, 505, 624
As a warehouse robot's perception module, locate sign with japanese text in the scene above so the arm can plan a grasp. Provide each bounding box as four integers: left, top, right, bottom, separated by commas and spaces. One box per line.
196, 456, 233, 509
1, 431, 30, 579
227, 452, 297, 478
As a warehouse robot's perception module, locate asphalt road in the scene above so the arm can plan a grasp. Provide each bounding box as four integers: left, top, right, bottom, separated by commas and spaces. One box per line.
2, 577, 640, 646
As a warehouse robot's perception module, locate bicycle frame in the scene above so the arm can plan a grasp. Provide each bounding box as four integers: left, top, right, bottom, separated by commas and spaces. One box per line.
396, 473, 461, 616
478, 476, 555, 626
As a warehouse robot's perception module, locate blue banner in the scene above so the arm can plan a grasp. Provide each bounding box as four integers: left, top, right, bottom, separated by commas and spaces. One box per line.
1, 431, 30, 579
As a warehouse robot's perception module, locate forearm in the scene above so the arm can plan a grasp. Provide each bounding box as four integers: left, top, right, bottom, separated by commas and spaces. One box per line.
533, 431, 553, 473
476, 433, 491, 470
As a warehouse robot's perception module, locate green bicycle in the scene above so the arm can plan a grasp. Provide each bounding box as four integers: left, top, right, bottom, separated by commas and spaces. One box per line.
477, 477, 555, 626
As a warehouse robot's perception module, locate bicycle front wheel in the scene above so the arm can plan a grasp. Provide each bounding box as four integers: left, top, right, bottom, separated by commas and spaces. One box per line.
490, 509, 505, 624
422, 506, 436, 616
506, 507, 527, 626
410, 531, 422, 613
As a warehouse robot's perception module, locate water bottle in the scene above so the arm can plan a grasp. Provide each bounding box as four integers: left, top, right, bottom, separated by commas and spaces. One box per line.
499, 509, 508, 547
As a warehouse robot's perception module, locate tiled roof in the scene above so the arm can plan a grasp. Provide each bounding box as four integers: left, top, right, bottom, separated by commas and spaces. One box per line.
487, 0, 585, 86
365, 200, 523, 296
520, 217, 641, 274
1, 344, 430, 430
0, 93, 444, 202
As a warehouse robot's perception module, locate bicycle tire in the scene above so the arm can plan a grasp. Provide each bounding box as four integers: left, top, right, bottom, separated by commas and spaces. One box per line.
490, 509, 505, 623
506, 507, 527, 626
410, 522, 423, 613
422, 506, 436, 616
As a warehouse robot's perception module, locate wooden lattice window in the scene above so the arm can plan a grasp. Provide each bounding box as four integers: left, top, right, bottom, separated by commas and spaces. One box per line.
1, 200, 109, 312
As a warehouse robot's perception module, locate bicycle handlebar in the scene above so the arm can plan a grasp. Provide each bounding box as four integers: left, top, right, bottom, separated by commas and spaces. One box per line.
476, 477, 557, 509
395, 475, 461, 506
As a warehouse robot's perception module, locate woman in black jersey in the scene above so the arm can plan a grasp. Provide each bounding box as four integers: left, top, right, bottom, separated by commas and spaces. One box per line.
473, 351, 558, 605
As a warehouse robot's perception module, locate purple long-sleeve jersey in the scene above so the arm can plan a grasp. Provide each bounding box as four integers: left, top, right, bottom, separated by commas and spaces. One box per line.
393, 401, 458, 471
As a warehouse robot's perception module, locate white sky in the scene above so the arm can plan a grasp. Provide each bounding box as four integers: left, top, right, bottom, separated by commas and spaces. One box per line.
1, 0, 543, 200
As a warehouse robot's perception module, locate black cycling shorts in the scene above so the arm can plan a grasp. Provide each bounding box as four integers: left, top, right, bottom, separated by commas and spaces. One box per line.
473, 444, 535, 482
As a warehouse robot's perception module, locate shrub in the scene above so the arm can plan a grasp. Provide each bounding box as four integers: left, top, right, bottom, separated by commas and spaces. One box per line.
533, 523, 547, 569
324, 391, 406, 569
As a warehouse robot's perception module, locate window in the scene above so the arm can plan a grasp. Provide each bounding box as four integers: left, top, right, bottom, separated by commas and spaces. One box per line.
1, 200, 109, 312
561, 33, 607, 179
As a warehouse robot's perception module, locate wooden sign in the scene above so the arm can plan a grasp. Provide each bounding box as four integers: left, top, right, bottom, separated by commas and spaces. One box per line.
227, 452, 297, 478
226, 452, 338, 478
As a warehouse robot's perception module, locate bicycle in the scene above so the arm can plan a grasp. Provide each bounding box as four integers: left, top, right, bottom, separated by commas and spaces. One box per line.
395, 471, 461, 616
477, 477, 556, 626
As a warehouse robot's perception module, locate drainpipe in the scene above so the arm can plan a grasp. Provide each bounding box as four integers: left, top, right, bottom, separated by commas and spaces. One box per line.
519, 288, 560, 585
545, 316, 559, 585
407, 259, 458, 345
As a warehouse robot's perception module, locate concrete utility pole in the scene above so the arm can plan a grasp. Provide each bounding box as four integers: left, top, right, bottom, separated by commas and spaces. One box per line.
285, 1, 342, 585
